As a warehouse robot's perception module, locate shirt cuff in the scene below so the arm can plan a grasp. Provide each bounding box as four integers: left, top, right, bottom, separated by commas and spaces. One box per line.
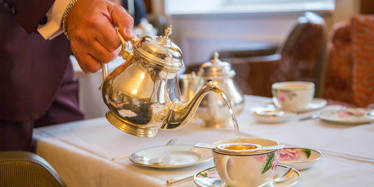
37, 0, 70, 40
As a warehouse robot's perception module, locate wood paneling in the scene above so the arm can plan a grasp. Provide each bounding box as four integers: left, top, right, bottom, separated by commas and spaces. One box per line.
143, 0, 153, 13
361, 0, 374, 14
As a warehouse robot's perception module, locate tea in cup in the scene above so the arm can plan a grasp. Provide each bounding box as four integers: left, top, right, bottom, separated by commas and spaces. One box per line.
213, 138, 280, 187
272, 81, 315, 112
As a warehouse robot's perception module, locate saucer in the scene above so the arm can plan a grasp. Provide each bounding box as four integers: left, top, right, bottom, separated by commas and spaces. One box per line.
251, 106, 296, 123
129, 145, 212, 169
286, 98, 327, 113
319, 107, 374, 125
194, 165, 300, 187
279, 147, 321, 170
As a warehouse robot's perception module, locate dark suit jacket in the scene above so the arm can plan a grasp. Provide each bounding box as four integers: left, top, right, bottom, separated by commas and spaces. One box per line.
0, 0, 72, 122
122, 0, 146, 26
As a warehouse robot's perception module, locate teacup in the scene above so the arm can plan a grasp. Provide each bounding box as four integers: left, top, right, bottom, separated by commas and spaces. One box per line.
272, 81, 315, 112
213, 137, 280, 187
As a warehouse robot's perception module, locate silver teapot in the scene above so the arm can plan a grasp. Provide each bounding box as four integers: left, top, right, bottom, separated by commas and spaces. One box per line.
101, 26, 221, 137
182, 52, 244, 128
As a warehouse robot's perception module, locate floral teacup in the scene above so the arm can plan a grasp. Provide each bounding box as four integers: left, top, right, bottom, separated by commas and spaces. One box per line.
213, 138, 280, 187
272, 81, 315, 112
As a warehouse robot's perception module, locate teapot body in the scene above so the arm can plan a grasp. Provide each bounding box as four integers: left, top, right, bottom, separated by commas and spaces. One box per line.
100, 27, 225, 137
194, 52, 245, 128
197, 78, 244, 128
102, 55, 181, 137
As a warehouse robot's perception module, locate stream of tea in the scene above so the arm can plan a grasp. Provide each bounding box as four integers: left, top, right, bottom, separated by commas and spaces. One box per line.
217, 91, 240, 137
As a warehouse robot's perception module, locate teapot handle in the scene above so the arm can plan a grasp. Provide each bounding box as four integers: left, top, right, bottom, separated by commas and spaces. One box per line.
99, 63, 107, 90
117, 31, 135, 63
98, 31, 135, 90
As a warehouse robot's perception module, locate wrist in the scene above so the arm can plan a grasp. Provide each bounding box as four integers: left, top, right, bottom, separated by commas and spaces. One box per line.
62, 0, 78, 40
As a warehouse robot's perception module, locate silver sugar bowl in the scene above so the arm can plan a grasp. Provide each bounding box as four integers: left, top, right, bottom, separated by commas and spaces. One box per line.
196, 52, 244, 128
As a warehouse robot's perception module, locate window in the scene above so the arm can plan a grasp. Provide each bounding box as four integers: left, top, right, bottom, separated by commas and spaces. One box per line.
165, 0, 334, 15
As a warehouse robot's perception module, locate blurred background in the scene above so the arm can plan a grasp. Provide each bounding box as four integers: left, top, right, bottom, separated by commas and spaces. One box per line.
147, 0, 371, 64
73, 0, 374, 119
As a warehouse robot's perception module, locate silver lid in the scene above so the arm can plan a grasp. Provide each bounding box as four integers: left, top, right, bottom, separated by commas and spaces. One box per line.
134, 26, 184, 72
198, 52, 235, 79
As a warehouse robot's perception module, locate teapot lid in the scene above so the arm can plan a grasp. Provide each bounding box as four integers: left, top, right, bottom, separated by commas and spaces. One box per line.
135, 26, 184, 72
198, 52, 235, 79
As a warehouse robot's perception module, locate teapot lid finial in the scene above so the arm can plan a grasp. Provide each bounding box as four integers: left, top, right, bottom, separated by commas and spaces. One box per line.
212, 52, 219, 64
198, 51, 235, 78
161, 25, 172, 43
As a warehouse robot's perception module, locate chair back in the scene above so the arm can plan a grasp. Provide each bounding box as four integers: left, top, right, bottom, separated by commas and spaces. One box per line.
324, 15, 374, 107
274, 12, 327, 96
185, 12, 327, 97
0, 151, 65, 187
351, 15, 374, 106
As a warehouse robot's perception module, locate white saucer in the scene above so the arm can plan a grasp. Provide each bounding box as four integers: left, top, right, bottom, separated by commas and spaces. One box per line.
279, 147, 321, 170
194, 165, 300, 187
286, 98, 327, 113
319, 107, 374, 125
129, 145, 212, 169
251, 106, 296, 123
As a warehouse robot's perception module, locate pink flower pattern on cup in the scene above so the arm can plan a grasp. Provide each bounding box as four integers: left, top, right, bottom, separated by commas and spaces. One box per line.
279, 148, 299, 161
277, 91, 287, 103
254, 152, 279, 171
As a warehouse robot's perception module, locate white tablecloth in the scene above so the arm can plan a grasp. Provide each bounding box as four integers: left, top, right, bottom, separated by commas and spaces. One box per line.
34, 96, 374, 187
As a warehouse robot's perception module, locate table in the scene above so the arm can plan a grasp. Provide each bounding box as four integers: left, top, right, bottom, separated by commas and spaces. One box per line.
34, 95, 374, 187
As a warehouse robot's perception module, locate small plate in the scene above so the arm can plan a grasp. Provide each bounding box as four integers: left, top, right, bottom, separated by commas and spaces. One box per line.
319, 107, 374, 124
129, 145, 212, 169
194, 165, 300, 187
251, 106, 296, 123
279, 147, 321, 170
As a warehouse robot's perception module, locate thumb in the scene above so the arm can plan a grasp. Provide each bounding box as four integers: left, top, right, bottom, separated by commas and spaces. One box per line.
110, 4, 134, 40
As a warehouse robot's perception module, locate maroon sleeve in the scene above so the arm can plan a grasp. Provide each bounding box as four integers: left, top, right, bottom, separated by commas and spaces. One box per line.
5, 0, 55, 33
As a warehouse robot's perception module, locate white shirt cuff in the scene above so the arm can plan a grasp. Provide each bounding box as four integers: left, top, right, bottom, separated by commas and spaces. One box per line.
38, 0, 71, 40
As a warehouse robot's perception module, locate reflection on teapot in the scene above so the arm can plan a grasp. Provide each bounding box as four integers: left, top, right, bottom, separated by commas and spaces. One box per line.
180, 72, 203, 103
100, 26, 222, 137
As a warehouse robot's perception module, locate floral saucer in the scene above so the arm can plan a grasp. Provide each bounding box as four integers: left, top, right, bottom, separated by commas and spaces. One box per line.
279, 147, 321, 170
319, 107, 374, 124
251, 106, 296, 123
194, 165, 300, 187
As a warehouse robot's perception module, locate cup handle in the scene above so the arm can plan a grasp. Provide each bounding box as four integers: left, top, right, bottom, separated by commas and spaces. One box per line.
221, 156, 235, 186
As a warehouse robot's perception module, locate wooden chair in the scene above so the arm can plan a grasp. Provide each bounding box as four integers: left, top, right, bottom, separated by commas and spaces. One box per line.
324, 15, 374, 107
185, 12, 327, 97
0, 151, 65, 187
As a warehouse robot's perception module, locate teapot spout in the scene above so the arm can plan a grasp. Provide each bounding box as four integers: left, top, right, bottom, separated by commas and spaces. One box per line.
162, 81, 221, 129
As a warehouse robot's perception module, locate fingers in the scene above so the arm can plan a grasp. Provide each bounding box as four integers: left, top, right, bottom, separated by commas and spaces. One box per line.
71, 39, 104, 73
90, 39, 118, 63
95, 16, 121, 52
67, 0, 134, 74
76, 53, 101, 73
110, 4, 134, 40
